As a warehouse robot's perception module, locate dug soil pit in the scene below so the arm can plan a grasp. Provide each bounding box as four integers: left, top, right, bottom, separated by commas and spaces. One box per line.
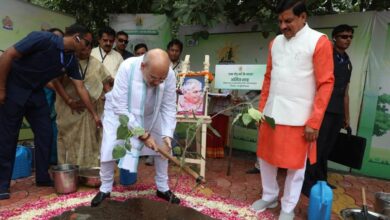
52, 198, 215, 220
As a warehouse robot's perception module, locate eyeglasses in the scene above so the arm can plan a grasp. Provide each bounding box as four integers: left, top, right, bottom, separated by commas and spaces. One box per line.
149, 74, 165, 83
146, 71, 166, 84
118, 39, 129, 44
337, 35, 353, 40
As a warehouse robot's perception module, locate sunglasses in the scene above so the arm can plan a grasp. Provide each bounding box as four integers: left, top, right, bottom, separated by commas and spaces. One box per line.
337, 35, 353, 40
118, 39, 129, 44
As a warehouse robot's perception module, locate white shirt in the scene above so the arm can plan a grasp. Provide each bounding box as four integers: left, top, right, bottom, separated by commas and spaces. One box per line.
91, 47, 123, 78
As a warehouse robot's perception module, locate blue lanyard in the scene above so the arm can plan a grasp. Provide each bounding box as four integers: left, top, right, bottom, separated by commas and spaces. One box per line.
60, 51, 74, 68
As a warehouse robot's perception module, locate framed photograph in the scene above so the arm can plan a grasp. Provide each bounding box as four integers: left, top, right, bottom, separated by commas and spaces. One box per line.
177, 76, 206, 115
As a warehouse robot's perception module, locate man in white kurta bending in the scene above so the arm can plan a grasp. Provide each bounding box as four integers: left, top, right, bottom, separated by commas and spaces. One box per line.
91, 49, 179, 207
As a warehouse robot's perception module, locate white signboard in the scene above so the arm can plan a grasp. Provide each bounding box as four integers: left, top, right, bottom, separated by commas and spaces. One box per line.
215, 64, 266, 90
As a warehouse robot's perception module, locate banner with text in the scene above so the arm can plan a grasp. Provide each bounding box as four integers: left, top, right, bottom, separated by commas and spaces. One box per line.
214, 64, 265, 90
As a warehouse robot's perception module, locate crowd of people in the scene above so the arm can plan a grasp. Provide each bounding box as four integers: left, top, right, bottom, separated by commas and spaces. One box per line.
0, 22, 186, 204
0, 0, 355, 219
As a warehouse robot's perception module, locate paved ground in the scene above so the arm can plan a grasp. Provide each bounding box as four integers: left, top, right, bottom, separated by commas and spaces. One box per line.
0, 150, 389, 219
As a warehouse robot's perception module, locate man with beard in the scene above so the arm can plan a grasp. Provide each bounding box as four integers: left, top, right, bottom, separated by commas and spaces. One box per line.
251, 1, 334, 219
91, 26, 123, 78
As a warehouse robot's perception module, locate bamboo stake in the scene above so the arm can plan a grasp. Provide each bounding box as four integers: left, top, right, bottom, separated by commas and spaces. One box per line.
361, 187, 368, 219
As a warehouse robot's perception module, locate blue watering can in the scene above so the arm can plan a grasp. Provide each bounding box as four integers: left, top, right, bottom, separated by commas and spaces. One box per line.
119, 168, 137, 186
308, 181, 333, 220
11, 145, 32, 180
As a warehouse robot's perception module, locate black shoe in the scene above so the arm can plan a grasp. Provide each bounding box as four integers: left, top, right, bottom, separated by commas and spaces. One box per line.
36, 180, 54, 187
91, 191, 111, 207
246, 167, 260, 174
0, 190, 10, 200
156, 190, 180, 204
327, 183, 337, 189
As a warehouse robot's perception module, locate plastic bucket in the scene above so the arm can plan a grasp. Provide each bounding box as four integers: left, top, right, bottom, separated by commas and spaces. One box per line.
51, 164, 79, 194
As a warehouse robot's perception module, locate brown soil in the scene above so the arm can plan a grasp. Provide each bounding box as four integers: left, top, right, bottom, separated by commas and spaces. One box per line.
51, 198, 215, 220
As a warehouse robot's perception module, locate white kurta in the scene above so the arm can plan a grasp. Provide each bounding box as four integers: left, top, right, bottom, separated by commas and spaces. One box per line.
100, 56, 177, 171
91, 47, 123, 78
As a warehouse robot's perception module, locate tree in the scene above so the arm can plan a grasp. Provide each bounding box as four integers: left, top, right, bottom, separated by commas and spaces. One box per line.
30, 0, 389, 35
29, 0, 155, 31
152, 0, 229, 36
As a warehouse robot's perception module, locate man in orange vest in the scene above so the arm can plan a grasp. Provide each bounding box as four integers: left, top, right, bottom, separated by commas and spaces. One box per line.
251, 1, 334, 219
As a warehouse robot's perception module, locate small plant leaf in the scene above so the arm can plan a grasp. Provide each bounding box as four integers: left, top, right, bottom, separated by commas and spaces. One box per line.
172, 146, 182, 156
248, 108, 264, 122
119, 115, 129, 127
264, 115, 276, 129
132, 127, 145, 136
112, 145, 126, 159
232, 113, 242, 125
117, 125, 129, 140
207, 124, 221, 138
242, 113, 252, 126
124, 139, 132, 151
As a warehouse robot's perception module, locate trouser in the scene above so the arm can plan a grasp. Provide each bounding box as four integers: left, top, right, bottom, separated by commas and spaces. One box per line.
0, 94, 52, 191
100, 155, 169, 193
304, 112, 344, 189
44, 87, 58, 165
259, 158, 306, 213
